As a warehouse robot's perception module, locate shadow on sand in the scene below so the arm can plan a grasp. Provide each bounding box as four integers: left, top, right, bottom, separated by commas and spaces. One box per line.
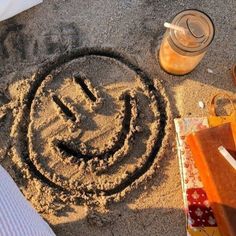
52, 205, 186, 236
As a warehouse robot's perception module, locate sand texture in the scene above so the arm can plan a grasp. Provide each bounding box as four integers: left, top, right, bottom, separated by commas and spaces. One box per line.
0, 0, 235, 235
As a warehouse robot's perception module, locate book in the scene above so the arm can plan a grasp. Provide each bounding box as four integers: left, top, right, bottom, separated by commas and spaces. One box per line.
187, 122, 236, 236
174, 117, 221, 236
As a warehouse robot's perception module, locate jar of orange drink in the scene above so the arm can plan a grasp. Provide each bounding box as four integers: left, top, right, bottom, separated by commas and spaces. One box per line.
159, 10, 215, 75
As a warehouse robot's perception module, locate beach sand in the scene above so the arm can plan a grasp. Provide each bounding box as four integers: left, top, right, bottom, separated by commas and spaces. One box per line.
0, 0, 235, 235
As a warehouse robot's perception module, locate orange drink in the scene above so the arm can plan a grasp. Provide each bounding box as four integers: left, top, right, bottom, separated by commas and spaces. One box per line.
159, 10, 215, 75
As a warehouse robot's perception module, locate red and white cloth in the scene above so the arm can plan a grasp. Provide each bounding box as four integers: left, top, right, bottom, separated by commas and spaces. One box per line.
175, 117, 221, 236
0, 165, 55, 236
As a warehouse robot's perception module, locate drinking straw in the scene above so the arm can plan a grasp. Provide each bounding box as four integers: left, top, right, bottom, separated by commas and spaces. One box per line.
164, 22, 186, 34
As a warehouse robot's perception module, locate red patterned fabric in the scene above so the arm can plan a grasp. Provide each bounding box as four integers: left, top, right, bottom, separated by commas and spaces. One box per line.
187, 188, 217, 227
174, 118, 221, 236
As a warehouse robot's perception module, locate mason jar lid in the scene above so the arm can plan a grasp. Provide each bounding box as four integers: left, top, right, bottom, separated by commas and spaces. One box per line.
168, 10, 215, 55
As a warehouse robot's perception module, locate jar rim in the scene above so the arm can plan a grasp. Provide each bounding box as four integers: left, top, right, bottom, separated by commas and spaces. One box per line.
169, 9, 215, 55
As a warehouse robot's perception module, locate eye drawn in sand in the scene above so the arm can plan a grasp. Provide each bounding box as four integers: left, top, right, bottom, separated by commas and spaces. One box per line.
11, 48, 169, 208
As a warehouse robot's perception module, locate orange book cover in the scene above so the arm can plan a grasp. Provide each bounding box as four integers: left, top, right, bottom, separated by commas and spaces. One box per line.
187, 122, 236, 236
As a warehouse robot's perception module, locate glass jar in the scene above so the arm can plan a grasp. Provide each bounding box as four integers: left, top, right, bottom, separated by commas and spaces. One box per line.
159, 10, 215, 75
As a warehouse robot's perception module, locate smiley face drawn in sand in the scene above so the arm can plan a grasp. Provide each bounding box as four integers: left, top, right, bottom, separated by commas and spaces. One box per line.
12, 48, 168, 201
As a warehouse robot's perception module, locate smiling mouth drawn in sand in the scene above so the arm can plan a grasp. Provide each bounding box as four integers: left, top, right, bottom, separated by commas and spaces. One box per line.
50, 71, 134, 162
10, 48, 168, 207
54, 91, 136, 163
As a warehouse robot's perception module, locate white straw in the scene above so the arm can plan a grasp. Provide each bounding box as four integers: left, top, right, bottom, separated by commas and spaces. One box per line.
218, 146, 236, 170
164, 22, 186, 33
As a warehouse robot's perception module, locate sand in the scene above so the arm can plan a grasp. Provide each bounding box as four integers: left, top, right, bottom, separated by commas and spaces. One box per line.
0, 0, 235, 235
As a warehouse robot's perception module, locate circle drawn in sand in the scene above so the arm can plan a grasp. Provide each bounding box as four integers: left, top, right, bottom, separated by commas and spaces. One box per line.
13, 48, 168, 203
